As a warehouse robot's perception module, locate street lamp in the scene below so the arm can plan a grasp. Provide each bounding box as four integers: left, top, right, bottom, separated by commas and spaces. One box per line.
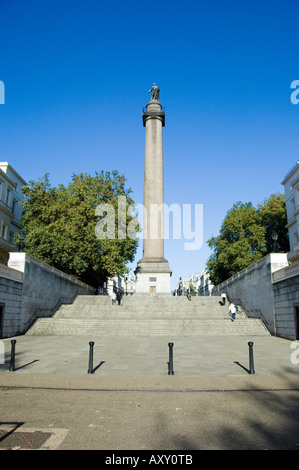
272, 230, 278, 252
16, 231, 26, 252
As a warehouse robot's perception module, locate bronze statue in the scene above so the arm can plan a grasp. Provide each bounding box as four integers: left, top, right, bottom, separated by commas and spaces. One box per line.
149, 83, 160, 100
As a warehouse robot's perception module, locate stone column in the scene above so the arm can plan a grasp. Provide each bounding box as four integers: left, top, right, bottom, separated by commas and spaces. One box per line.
135, 90, 171, 295
143, 99, 164, 259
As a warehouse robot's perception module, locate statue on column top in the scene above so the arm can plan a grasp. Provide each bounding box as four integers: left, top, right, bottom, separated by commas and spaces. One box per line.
148, 83, 160, 101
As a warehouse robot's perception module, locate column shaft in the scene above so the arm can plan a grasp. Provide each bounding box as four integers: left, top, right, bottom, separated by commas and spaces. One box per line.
143, 113, 164, 259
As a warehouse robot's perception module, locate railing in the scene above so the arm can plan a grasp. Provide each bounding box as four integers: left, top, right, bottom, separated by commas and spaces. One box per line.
23, 295, 78, 334
283, 160, 299, 180
143, 106, 165, 113
231, 297, 271, 329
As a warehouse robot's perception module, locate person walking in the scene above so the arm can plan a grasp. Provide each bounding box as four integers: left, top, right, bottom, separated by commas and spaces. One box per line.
220, 292, 227, 305
229, 302, 236, 321
116, 290, 122, 306
111, 290, 116, 305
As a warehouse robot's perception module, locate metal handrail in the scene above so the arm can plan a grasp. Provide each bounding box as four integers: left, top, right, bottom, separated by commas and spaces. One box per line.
143, 106, 165, 113
283, 160, 299, 180
232, 297, 271, 327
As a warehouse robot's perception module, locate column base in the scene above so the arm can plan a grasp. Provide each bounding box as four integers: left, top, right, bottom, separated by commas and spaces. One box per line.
134, 258, 172, 295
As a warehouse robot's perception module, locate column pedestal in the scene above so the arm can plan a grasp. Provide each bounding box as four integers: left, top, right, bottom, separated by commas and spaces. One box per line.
135, 258, 171, 295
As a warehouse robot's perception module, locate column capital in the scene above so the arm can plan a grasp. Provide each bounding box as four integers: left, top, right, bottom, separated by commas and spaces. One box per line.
142, 100, 165, 127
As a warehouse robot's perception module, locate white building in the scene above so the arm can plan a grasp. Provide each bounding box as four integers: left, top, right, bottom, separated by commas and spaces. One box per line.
123, 274, 136, 295
0, 163, 27, 264
173, 271, 213, 296
173, 276, 191, 296
197, 270, 214, 296
106, 274, 136, 297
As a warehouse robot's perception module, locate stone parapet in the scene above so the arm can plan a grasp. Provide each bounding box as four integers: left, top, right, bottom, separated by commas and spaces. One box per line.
0, 252, 95, 337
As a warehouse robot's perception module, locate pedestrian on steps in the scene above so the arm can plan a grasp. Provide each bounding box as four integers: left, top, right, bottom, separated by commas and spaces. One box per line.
229, 302, 236, 321
220, 292, 227, 305
116, 290, 122, 306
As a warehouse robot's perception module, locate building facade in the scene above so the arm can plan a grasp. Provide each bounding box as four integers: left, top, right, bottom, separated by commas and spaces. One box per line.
173, 271, 214, 296
0, 163, 27, 264
106, 274, 136, 297
271, 161, 299, 339
197, 270, 214, 296
281, 161, 299, 264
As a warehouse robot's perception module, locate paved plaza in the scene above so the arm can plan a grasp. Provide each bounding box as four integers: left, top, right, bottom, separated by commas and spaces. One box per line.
1, 334, 299, 451
0, 334, 298, 380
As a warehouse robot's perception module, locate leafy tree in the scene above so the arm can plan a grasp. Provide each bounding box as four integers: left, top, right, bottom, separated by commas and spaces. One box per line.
19, 171, 140, 287
206, 194, 289, 286
257, 193, 289, 253
188, 284, 197, 296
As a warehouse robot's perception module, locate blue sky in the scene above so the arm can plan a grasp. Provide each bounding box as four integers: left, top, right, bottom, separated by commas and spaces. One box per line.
1, 0, 299, 288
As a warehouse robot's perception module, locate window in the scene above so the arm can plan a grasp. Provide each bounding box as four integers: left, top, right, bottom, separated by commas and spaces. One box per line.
12, 199, 16, 214
5, 187, 11, 206
291, 197, 296, 216
1, 223, 8, 240
0, 304, 4, 338
0, 180, 3, 201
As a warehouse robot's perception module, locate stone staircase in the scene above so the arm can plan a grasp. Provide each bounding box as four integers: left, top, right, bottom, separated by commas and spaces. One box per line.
26, 295, 271, 337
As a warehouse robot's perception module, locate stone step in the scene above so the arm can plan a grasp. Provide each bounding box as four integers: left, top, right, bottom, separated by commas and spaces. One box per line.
59, 301, 226, 309
27, 318, 270, 337
26, 294, 267, 337
56, 297, 237, 315
72, 295, 224, 306
72, 305, 229, 312
54, 307, 238, 319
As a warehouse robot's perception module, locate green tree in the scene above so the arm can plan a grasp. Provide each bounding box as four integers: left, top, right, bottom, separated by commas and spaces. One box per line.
20, 171, 140, 287
188, 284, 197, 296
206, 194, 289, 286
257, 193, 289, 253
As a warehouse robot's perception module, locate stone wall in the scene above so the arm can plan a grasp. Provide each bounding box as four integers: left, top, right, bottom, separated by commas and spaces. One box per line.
0, 264, 23, 337
212, 254, 288, 335
0, 252, 95, 337
272, 265, 299, 340
273, 276, 299, 340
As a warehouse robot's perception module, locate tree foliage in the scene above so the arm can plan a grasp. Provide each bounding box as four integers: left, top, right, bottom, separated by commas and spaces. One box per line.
257, 193, 289, 253
19, 171, 139, 287
206, 194, 289, 286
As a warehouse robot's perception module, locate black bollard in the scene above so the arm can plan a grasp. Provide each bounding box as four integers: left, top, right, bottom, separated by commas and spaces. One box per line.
248, 341, 255, 374
9, 340, 16, 372
168, 342, 174, 375
88, 341, 95, 374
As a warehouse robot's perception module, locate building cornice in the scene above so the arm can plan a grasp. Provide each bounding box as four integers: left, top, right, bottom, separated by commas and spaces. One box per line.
0, 162, 27, 186
282, 161, 299, 185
